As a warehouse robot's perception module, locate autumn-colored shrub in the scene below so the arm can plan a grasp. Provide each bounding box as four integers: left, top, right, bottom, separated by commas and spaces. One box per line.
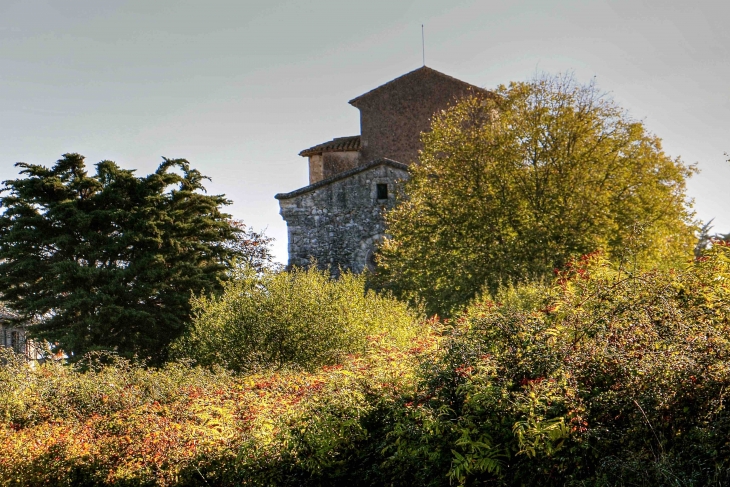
172, 265, 421, 372
3, 245, 730, 486
0, 330, 441, 486
387, 243, 730, 485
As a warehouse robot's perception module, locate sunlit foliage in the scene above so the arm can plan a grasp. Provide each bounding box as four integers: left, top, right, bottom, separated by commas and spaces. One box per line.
3, 245, 730, 485
376, 73, 698, 316
172, 265, 422, 372
0, 332, 440, 486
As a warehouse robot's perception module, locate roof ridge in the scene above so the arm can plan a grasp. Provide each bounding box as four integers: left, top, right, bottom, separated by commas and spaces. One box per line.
348, 66, 488, 107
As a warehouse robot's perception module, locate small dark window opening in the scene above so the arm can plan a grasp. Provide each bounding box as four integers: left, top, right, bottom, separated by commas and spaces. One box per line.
376, 183, 388, 200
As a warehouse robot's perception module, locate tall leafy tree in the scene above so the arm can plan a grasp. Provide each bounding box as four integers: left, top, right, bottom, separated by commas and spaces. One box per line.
376, 74, 698, 316
0, 153, 247, 363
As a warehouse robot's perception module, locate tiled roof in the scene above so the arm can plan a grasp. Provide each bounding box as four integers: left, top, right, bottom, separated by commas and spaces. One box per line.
348, 66, 490, 107
275, 158, 409, 200
299, 135, 361, 157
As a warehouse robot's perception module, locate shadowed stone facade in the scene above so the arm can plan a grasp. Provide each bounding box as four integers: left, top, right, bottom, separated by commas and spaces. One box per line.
350, 67, 490, 164
276, 66, 491, 273
276, 159, 408, 273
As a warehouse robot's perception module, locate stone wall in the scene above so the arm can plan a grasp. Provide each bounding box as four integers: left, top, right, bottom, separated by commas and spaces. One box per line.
308, 154, 323, 184
276, 160, 408, 274
308, 151, 362, 184
322, 151, 360, 181
350, 67, 491, 165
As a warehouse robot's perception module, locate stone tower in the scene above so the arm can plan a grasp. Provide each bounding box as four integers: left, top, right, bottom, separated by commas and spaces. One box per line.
276, 66, 490, 273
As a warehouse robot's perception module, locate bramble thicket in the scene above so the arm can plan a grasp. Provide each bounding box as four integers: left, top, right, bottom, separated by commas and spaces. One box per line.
1, 76, 729, 486
2, 244, 730, 485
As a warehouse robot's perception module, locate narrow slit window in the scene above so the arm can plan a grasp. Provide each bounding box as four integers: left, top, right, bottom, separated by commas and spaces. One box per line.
376, 183, 388, 200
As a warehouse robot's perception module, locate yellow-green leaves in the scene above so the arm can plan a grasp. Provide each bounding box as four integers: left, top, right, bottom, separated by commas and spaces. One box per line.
376, 73, 698, 317
173, 265, 422, 373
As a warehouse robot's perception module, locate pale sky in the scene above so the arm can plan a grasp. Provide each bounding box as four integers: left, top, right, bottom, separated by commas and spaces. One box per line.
1, 0, 728, 263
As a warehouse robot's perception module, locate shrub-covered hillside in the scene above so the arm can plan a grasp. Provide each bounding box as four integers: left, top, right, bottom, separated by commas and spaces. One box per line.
2, 244, 730, 486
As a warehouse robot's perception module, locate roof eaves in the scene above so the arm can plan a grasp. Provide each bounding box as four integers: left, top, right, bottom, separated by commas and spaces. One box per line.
299, 135, 361, 157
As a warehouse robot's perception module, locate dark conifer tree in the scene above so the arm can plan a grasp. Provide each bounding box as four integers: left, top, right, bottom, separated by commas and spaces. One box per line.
0, 153, 250, 364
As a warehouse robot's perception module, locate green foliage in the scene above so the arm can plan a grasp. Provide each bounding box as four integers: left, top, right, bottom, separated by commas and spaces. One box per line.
0, 350, 227, 429
376, 73, 698, 316
0, 153, 245, 364
4, 247, 730, 485
173, 265, 422, 372
399, 243, 730, 485
0, 333, 438, 486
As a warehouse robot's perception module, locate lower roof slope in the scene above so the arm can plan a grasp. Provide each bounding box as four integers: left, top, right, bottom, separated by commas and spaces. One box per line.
275, 158, 408, 200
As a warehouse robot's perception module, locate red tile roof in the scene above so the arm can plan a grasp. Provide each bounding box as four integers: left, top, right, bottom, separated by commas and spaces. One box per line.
299, 135, 361, 157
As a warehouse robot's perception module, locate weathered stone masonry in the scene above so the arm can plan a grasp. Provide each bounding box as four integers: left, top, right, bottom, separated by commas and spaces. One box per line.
276, 159, 408, 273
276, 66, 491, 273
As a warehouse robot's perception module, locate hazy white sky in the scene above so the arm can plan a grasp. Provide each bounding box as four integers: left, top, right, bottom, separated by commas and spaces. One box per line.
1, 0, 728, 263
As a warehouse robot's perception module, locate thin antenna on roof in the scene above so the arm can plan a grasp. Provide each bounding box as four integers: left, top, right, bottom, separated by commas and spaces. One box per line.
421, 24, 425, 66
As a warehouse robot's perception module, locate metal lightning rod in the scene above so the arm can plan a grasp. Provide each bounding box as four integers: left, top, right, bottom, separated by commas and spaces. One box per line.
422, 24, 425, 66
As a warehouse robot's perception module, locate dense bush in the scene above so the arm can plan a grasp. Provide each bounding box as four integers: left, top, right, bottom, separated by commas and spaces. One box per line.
172, 265, 421, 372
0, 352, 227, 429
385, 243, 730, 485
0, 332, 440, 486
4, 245, 730, 486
